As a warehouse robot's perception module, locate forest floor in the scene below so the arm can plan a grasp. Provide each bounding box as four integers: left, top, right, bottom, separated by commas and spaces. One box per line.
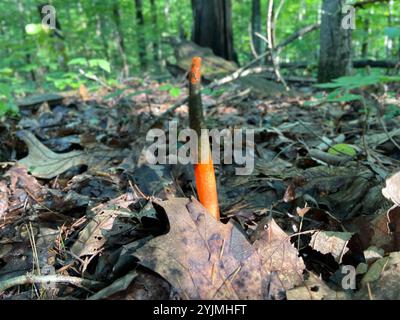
1, 74, 400, 300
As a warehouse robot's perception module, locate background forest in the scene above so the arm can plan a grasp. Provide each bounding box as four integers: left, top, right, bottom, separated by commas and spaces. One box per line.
1, 0, 400, 301
1, 0, 400, 116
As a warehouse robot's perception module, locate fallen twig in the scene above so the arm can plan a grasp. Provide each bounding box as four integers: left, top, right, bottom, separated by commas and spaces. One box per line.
0, 274, 103, 293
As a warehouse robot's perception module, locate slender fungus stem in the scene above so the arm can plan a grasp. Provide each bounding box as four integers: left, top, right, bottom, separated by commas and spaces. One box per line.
189, 57, 220, 221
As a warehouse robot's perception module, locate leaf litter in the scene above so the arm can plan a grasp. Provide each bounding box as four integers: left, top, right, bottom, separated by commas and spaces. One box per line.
0, 72, 400, 300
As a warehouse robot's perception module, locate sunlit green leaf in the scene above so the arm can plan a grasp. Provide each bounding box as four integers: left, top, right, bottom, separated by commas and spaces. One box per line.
328, 143, 357, 157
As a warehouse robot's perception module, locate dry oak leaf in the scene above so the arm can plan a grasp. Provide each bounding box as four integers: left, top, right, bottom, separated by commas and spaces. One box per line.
17, 130, 87, 179
133, 197, 305, 300
16, 130, 126, 179
382, 171, 400, 206
71, 193, 136, 257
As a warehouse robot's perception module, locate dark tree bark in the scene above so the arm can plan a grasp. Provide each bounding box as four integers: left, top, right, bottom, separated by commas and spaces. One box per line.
18, 1, 35, 81
135, 0, 147, 70
361, 17, 370, 58
317, 0, 352, 83
150, 0, 161, 69
112, 3, 129, 76
251, 0, 262, 56
91, 0, 109, 60
191, 0, 237, 62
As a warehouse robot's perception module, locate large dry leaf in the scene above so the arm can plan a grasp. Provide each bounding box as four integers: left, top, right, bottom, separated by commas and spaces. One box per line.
17, 130, 87, 179
133, 197, 305, 300
310, 231, 353, 263
17, 130, 125, 179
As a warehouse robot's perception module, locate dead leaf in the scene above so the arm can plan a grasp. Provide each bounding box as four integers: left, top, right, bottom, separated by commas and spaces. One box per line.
287, 272, 349, 300
133, 197, 305, 300
357, 252, 400, 300
309, 231, 354, 263
0, 181, 9, 219
382, 171, 400, 206
71, 193, 136, 257
283, 183, 296, 202
88, 270, 139, 300
5, 165, 45, 198
79, 84, 90, 101
17, 130, 87, 179
107, 271, 172, 300
253, 218, 306, 292
364, 129, 400, 149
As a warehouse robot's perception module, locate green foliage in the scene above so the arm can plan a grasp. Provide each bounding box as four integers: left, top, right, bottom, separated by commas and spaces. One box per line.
310, 73, 400, 105
0, 82, 19, 117
0, 0, 398, 120
384, 27, 400, 39
328, 144, 357, 157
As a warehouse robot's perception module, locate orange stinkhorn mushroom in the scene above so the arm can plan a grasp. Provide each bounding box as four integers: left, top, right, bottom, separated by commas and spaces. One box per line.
188, 57, 220, 221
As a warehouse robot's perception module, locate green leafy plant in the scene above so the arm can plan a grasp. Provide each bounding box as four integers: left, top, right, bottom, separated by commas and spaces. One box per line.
304, 74, 400, 106
328, 143, 357, 157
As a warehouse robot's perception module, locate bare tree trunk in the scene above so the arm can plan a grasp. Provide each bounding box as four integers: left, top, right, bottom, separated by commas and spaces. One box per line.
112, 3, 129, 76
191, 0, 237, 62
150, 0, 161, 70
251, 0, 262, 56
386, 0, 393, 58
317, 0, 352, 83
93, 0, 109, 60
18, 0, 36, 81
361, 17, 370, 58
135, 0, 147, 70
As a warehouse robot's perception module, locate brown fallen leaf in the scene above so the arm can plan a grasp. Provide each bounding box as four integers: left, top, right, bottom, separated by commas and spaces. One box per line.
357, 252, 400, 300
79, 84, 90, 101
71, 193, 136, 257
253, 218, 306, 292
382, 171, 400, 206
133, 197, 305, 300
5, 165, 45, 199
346, 211, 396, 253
16, 130, 127, 179
17, 130, 87, 179
287, 272, 349, 300
309, 231, 353, 263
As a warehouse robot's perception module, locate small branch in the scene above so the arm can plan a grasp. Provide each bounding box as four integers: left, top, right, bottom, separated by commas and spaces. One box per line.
262, 0, 289, 91
0, 274, 103, 293
79, 69, 112, 90
309, 149, 352, 166
275, 24, 320, 53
